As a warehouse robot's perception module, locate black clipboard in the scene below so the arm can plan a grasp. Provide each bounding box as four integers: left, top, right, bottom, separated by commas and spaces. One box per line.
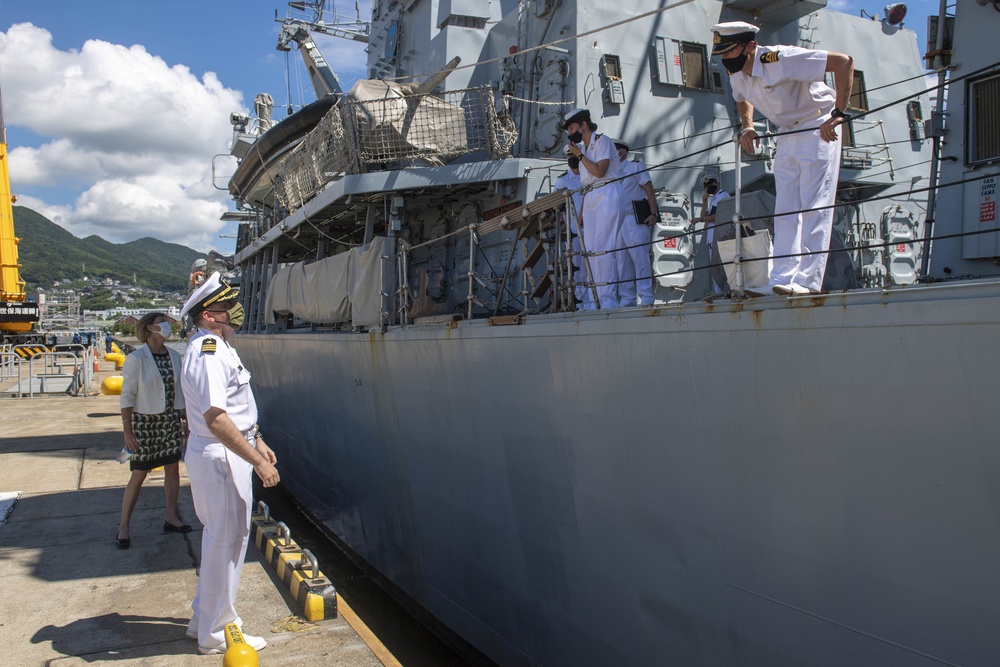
632, 199, 654, 224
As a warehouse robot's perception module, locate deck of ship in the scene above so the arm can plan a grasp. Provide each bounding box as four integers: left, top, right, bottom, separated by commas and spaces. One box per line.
0, 357, 386, 666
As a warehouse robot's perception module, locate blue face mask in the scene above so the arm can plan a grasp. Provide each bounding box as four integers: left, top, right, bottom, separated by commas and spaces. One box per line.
157, 322, 173, 339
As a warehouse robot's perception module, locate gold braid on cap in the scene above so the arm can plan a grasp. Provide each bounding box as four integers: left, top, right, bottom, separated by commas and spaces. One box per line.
200, 281, 238, 308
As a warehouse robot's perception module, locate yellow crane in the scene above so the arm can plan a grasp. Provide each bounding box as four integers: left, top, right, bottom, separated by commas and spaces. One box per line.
0, 82, 40, 340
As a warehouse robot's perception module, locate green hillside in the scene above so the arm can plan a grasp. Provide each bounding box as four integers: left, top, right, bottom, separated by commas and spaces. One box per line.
12, 206, 206, 291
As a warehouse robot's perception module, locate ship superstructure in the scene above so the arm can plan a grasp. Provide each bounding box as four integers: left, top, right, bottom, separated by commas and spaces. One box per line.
217, 1, 1000, 665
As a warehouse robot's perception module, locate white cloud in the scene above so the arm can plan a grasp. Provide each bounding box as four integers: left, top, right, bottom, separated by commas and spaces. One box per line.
0, 22, 243, 249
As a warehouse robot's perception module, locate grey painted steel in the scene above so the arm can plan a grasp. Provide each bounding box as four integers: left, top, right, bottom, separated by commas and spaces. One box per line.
235, 280, 1000, 667
233, 158, 554, 264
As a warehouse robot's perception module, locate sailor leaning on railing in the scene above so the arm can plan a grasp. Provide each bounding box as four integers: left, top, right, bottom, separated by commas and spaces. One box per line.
712, 20, 854, 297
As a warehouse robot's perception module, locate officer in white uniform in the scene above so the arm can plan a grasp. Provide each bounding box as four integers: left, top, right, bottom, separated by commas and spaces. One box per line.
564, 108, 625, 309
612, 139, 659, 307
553, 154, 592, 309
712, 21, 854, 295
179, 272, 279, 655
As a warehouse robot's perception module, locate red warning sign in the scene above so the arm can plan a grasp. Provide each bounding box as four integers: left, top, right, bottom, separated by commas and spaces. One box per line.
662, 238, 677, 249
981, 176, 996, 223
981, 201, 995, 224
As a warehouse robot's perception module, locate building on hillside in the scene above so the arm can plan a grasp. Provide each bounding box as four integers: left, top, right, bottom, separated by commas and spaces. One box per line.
114, 313, 180, 329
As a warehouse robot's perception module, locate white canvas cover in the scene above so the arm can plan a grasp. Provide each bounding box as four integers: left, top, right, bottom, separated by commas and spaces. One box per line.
350, 237, 394, 328
265, 253, 351, 325
265, 236, 395, 327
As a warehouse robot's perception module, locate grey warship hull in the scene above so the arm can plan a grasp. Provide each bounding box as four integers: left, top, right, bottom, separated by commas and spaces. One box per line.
219, 0, 1000, 662
235, 279, 1000, 666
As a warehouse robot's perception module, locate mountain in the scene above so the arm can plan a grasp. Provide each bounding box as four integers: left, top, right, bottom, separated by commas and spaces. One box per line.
12, 206, 207, 291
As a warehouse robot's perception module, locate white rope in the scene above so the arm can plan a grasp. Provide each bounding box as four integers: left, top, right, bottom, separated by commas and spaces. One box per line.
504, 95, 576, 106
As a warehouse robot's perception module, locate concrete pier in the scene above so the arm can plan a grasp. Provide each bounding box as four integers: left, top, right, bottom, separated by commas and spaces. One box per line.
0, 367, 386, 666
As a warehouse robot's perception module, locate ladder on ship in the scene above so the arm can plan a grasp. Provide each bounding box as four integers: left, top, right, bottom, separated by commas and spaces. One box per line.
487, 190, 597, 315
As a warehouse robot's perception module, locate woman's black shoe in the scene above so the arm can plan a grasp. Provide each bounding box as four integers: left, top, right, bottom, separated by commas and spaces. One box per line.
163, 521, 192, 533
116, 534, 131, 549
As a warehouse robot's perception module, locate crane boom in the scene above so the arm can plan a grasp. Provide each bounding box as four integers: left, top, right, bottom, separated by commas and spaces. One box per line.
276, 1, 370, 99
0, 84, 40, 335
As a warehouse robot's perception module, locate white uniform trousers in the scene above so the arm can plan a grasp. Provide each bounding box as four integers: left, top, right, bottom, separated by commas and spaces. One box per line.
615, 213, 655, 306
581, 184, 623, 309
770, 121, 842, 292
185, 434, 255, 648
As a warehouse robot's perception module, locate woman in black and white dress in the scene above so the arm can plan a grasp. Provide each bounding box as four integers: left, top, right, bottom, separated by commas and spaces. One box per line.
116, 312, 190, 548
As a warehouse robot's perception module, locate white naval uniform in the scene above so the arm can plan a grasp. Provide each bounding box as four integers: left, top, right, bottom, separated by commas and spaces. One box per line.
181, 327, 258, 649
577, 133, 625, 309
554, 169, 592, 309
615, 159, 656, 306
729, 45, 842, 292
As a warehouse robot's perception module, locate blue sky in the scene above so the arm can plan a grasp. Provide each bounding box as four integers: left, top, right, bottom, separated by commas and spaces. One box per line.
0, 0, 939, 252
0, 0, 369, 250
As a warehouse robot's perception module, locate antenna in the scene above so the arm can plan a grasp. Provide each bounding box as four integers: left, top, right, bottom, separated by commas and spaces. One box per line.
278, 0, 370, 46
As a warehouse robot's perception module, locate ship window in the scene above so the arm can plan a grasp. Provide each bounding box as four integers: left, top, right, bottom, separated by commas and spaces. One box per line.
654, 39, 709, 90
849, 71, 869, 112
968, 73, 1000, 164
681, 43, 708, 89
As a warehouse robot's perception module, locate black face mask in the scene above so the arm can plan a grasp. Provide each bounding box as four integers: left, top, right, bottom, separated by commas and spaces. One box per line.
722, 53, 748, 75
706, 185, 718, 195
567, 130, 583, 143
568, 156, 580, 170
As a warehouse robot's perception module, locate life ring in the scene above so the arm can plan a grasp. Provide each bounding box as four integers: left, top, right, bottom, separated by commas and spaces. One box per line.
190, 271, 206, 286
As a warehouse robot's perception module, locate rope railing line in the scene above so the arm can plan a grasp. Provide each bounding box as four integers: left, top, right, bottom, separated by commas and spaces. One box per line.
562, 59, 1000, 200
863, 65, 950, 94
434, 154, 984, 316
573, 221, 1000, 293
757, 59, 1000, 144
584, 170, 999, 260
566, 61, 994, 187
734, 170, 998, 226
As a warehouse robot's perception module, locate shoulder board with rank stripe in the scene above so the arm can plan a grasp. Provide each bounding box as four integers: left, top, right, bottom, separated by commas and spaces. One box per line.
201, 338, 218, 354
760, 51, 779, 64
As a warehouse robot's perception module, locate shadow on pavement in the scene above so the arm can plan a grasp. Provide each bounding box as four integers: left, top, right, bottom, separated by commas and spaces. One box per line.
31, 612, 193, 661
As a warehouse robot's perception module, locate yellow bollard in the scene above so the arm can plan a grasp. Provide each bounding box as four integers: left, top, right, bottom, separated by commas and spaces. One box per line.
101, 376, 123, 395
104, 352, 126, 370
222, 623, 259, 667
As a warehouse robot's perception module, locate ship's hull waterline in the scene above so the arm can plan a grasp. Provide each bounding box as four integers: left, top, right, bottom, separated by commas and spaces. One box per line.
236, 280, 1000, 666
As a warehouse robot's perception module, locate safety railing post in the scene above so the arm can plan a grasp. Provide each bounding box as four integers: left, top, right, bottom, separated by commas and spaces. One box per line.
467, 223, 478, 320
399, 240, 411, 325
733, 135, 746, 294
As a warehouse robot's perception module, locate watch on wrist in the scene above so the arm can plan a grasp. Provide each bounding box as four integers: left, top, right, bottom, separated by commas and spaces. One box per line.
831, 107, 851, 121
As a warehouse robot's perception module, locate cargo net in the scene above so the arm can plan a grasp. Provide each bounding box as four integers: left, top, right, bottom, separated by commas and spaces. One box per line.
276, 85, 517, 212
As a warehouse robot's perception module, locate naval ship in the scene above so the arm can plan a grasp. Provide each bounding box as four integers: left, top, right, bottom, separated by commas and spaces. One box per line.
219, 0, 1000, 664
